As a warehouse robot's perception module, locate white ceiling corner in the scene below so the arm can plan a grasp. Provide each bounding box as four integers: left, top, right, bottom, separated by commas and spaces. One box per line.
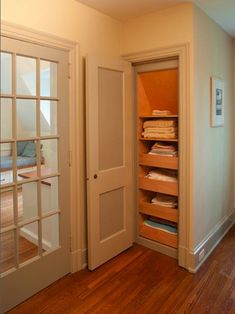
76, 0, 235, 37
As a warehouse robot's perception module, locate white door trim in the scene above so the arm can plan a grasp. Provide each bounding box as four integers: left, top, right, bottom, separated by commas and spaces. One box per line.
1, 20, 82, 272
122, 43, 192, 270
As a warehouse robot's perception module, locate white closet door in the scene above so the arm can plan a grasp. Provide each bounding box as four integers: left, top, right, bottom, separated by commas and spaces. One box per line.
86, 56, 133, 270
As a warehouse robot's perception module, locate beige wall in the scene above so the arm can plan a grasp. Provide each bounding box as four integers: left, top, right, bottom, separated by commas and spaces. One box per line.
234, 39, 235, 209
1, 0, 121, 56
121, 2, 234, 252
121, 3, 193, 54
1, 0, 122, 255
2, 0, 234, 266
121, 3, 195, 251
192, 6, 234, 246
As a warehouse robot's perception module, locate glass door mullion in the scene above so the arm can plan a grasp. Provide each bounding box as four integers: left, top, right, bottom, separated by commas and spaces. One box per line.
0, 94, 14, 98
12, 52, 19, 269
36, 58, 43, 256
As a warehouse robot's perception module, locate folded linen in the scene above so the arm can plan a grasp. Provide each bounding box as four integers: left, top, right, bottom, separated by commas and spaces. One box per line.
151, 193, 177, 208
143, 119, 177, 128
144, 219, 178, 234
151, 142, 177, 150
142, 132, 177, 139
152, 109, 172, 116
148, 141, 178, 155
148, 150, 178, 156
144, 127, 177, 134
145, 169, 177, 182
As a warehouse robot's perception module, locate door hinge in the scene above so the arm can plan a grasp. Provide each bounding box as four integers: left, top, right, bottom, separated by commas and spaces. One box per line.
68, 150, 72, 167
68, 62, 71, 79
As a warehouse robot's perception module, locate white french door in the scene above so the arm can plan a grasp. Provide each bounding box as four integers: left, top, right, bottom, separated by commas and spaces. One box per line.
86, 56, 134, 270
0, 36, 70, 312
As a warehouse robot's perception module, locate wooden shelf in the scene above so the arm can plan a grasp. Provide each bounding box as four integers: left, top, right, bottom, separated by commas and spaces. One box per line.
139, 153, 178, 170
139, 223, 178, 248
139, 115, 178, 118
139, 137, 178, 142
139, 201, 178, 223
137, 63, 179, 252
139, 177, 178, 196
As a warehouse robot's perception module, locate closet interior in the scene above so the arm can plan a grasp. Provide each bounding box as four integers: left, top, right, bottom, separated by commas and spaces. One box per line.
135, 58, 179, 254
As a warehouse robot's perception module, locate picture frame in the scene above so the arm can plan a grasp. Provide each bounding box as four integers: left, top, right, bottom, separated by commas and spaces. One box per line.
210, 77, 224, 127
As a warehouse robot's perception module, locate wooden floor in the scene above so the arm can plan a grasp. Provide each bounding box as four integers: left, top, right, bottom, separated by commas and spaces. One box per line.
9, 225, 235, 314
1, 190, 39, 273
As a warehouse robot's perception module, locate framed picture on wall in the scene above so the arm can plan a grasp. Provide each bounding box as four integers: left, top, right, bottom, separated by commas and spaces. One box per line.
210, 77, 224, 127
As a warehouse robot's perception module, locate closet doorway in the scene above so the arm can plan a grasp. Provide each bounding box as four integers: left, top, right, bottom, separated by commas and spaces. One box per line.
86, 45, 190, 271
0, 35, 70, 312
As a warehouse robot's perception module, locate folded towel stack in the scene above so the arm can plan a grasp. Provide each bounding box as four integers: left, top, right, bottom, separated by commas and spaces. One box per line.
145, 169, 177, 182
142, 119, 178, 139
148, 142, 178, 157
144, 217, 178, 235
151, 193, 178, 208
152, 109, 172, 116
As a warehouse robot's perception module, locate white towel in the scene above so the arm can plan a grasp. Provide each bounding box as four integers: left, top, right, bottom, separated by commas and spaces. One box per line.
146, 170, 177, 182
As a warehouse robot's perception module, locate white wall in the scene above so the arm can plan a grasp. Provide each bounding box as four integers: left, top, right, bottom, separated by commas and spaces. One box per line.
192, 6, 234, 246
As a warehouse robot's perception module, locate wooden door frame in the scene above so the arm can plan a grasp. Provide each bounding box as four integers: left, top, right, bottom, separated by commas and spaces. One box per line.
122, 44, 192, 270
1, 21, 83, 273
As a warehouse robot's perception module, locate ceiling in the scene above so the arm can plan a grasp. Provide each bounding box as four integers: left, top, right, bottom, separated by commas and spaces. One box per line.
76, 0, 235, 37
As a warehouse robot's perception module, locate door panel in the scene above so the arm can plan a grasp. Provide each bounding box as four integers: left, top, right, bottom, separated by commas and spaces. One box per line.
86, 56, 133, 270
0, 36, 70, 312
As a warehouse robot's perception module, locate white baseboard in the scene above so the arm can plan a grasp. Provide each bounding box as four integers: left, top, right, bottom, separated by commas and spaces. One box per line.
70, 249, 83, 273
70, 248, 87, 272
136, 235, 178, 259
21, 227, 87, 273
187, 210, 235, 273
82, 248, 88, 269
20, 227, 51, 251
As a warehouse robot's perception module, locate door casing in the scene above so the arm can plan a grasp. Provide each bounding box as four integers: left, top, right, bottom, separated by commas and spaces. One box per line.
123, 44, 191, 270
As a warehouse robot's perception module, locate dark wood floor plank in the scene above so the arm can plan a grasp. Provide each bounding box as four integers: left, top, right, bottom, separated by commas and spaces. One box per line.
8, 225, 235, 314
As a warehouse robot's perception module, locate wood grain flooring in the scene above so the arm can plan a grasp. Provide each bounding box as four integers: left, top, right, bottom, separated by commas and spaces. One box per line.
8, 225, 235, 314
1, 190, 38, 273
0, 232, 39, 273
1, 190, 23, 228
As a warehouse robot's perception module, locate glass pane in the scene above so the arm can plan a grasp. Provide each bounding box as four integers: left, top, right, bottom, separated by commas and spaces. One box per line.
40, 139, 58, 173
16, 55, 36, 96
0, 230, 16, 273
42, 214, 59, 252
40, 60, 57, 97
0, 52, 12, 94
16, 99, 36, 138
19, 221, 38, 264
0, 187, 14, 228
100, 187, 124, 241
16, 140, 38, 181
42, 176, 59, 214
98, 68, 124, 171
18, 182, 38, 221
0, 143, 13, 186
0, 98, 12, 140
40, 100, 57, 136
